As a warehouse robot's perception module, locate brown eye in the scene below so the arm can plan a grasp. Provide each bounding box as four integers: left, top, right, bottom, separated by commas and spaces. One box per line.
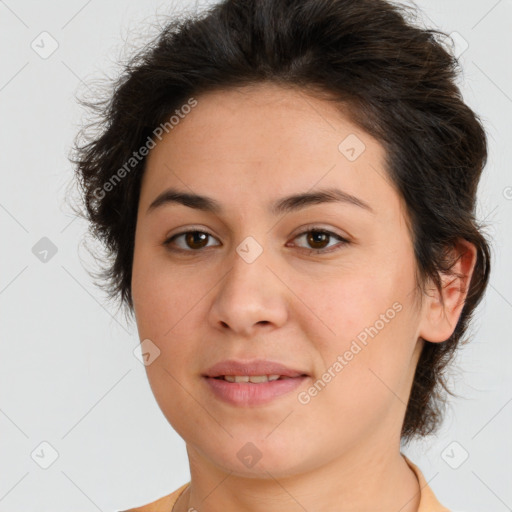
291, 228, 350, 254
185, 231, 209, 249
163, 230, 219, 252
306, 230, 330, 249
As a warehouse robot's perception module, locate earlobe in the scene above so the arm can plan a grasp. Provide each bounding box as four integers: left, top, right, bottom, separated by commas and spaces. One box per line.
418, 239, 478, 343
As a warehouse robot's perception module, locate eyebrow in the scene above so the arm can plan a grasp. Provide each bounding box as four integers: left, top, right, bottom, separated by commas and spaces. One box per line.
147, 186, 375, 216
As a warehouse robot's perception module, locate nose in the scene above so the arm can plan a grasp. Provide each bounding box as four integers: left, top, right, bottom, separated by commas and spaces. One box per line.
207, 243, 289, 337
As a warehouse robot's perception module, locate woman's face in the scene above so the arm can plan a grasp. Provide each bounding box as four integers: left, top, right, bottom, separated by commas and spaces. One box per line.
131, 83, 428, 477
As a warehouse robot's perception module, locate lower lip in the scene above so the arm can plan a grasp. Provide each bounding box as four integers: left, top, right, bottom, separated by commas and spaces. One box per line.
204, 376, 308, 406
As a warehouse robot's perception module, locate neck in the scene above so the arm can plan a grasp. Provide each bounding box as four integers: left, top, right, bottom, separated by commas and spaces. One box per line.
174, 442, 421, 512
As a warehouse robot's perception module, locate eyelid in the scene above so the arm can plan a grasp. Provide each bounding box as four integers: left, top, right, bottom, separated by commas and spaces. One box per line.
290, 223, 349, 240
164, 224, 216, 239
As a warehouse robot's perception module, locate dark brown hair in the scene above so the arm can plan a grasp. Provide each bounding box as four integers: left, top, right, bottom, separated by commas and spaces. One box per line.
70, 0, 491, 442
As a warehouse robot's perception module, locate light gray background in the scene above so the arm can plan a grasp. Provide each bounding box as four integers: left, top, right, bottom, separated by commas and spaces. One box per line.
1, 0, 511, 510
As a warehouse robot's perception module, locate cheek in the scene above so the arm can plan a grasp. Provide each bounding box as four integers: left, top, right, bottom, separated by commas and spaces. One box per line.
297, 268, 401, 346
131, 252, 209, 391
304, 262, 417, 397
132, 247, 195, 337
131, 257, 202, 423
297, 302, 415, 446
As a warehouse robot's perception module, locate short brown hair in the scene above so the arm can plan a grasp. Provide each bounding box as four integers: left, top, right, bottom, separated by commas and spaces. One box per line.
71, 0, 492, 442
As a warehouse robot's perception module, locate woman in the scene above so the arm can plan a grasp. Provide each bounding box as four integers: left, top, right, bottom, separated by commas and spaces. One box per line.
72, 0, 491, 510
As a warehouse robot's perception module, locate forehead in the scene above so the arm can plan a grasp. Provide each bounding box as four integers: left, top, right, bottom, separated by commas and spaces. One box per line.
147, 83, 373, 163
140, 83, 399, 218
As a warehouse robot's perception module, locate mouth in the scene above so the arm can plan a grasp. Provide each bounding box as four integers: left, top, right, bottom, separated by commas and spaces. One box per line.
211, 374, 303, 383
202, 359, 310, 406
203, 358, 309, 379
203, 373, 308, 406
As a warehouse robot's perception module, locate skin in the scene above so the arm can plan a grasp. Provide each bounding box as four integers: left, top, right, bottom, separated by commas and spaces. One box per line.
131, 82, 477, 512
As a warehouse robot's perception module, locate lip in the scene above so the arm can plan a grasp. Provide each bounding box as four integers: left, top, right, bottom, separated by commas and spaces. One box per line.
204, 375, 309, 406
202, 359, 309, 407
203, 359, 308, 378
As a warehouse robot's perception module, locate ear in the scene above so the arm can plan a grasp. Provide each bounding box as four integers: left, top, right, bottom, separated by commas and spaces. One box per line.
418, 239, 478, 343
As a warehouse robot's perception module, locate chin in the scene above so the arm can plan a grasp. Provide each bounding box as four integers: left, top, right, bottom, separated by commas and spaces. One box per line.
199, 436, 320, 480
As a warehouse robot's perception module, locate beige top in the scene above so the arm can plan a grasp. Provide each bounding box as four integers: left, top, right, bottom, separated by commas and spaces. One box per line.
121, 455, 450, 512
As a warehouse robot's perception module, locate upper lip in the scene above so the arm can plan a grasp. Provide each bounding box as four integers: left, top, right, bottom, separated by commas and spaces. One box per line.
203, 359, 308, 378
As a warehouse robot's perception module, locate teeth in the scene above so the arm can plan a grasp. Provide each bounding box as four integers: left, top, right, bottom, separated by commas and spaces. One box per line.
222, 374, 282, 383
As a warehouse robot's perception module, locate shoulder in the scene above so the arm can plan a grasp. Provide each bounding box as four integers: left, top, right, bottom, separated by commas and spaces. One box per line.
119, 482, 190, 512
402, 455, 451, 512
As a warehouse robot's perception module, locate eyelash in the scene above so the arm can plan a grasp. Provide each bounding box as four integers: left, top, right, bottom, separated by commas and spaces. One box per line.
162, 227, 350, 255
